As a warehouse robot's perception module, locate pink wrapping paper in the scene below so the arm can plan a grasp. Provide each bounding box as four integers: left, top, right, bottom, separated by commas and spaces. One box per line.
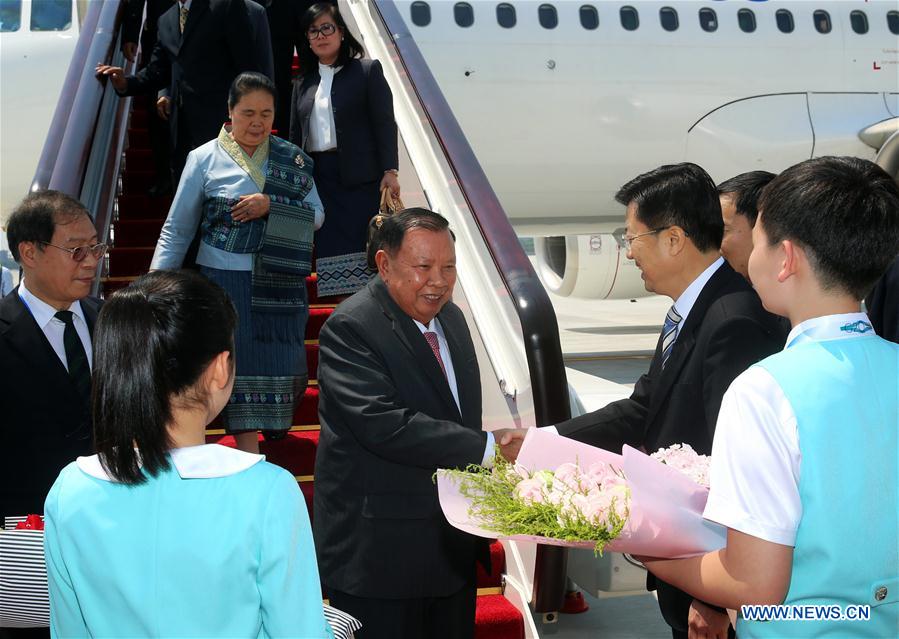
437, 428, 725, 558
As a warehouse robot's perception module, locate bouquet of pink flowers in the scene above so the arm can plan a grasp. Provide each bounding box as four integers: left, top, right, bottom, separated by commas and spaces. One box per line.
443, 457, 631, 553
650, 443, 710, 488
438, 429, 725, 558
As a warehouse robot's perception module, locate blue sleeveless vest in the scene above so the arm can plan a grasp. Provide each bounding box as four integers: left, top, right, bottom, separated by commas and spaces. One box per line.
738, 334, 898, 638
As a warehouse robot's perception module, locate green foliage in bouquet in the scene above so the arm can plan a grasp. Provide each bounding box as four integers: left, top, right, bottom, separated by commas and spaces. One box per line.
439, 450, 628, 555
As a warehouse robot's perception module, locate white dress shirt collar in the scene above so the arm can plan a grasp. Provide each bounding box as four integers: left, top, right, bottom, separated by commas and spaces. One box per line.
673, 256, 725, 326
785, 312, 873, 349
17, 278, 86, 330
76, 444, 264, 482
179, 0, 192, 11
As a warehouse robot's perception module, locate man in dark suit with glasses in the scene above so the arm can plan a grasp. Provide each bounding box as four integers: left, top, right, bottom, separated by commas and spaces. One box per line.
0, 191, 104, 522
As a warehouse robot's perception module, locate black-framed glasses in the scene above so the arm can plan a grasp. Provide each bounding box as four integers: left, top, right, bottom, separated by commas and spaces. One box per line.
616, 226, 671, 250
42, 242, 108, 262
307, 22, 337, 39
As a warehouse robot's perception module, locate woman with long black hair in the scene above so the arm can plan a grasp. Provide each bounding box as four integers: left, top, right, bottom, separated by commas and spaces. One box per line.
43, 270, 332, 638
290, 2, 399, 297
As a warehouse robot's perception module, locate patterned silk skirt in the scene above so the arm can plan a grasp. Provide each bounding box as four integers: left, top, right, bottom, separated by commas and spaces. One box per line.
200, 266, 308, 434
311, 152, 380, 297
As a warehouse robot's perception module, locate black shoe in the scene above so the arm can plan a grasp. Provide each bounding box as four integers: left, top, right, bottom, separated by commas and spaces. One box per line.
147, 181, 172, 198
262, 430, 288, 442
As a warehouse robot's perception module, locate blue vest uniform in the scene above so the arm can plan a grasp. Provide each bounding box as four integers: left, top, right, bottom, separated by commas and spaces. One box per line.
738, 332, 898, 638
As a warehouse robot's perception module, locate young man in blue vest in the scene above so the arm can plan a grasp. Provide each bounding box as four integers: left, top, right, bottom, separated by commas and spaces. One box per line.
640, 156, 899, 638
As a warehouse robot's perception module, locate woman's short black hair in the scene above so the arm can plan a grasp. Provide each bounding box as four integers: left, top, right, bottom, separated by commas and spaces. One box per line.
228, 71, 278, 111
615, 162, 723, 253
758, 156, 899, 300
297, 2, 364, 71
93, 270, 237, 485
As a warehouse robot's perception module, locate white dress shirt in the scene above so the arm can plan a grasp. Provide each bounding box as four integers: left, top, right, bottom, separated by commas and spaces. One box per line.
543, 257, 725, 435
414, 317, 496, 466
703, 312, 873, 547
17, 279, 92, 372
671, 256, 724, 333
307, 64, 340, 152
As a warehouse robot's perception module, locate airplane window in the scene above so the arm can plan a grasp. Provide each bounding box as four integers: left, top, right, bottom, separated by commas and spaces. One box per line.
660, 7, 678, 31
30, 0, 72, 31
579, 5, 599, 30
454, 2, 474, 28
889, 11, 899, 35
850, 10, 868, 34
738, 8, 756, 33
699, 8, 717, 32
620, 6, 639, 31
410, 1, 430, 27
497, 3, 515, 28
0, 0, 21, 31
538, 4, 558, 29
776, 9, 794, 33
813, 10, 831, 34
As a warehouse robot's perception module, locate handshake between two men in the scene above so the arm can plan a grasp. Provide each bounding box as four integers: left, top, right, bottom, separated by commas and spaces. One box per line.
493, 428, 529, 464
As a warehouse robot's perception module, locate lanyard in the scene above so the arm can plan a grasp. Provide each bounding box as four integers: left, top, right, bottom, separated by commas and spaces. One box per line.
786, 318, 874, 349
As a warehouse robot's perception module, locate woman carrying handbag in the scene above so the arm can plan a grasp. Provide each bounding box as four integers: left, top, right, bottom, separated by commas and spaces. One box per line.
289, 2, 400, 298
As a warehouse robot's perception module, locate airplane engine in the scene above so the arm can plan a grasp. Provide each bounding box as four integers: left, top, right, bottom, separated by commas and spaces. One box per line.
533, 234, 648, 300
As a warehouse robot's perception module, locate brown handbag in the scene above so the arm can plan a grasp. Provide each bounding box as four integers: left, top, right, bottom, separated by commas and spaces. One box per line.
365, 187, 405, 268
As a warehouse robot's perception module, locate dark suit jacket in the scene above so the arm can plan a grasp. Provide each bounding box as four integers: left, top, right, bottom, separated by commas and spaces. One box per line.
258, 0, 315, 136
245, 0, 275, 80
120, 0, 176, 47
556, 261, 787, 631
0, 291, 102, 520
314, 277, 488, 598
289, 58, 398, 187
122, 0, 258, 152
867, 255, 899, 345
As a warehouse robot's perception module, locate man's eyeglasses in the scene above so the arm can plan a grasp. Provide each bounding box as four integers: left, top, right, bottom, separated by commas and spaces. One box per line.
616, 226, 672, 250
307, 23, 337, 39
42, 242, 108, 262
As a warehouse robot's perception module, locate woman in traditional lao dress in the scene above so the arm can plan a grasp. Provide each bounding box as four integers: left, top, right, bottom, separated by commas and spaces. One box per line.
152, 72, 323, 453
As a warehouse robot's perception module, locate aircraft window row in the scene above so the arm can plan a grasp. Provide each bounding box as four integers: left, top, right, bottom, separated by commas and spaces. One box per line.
0, 0, 72, 32
408, 2, 899, 37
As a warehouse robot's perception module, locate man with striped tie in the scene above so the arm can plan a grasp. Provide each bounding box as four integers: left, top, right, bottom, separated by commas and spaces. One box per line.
543, 163, 788, 639
0, 192, 104, 524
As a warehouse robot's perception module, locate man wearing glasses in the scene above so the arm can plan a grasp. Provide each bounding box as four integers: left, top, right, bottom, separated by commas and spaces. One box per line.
502, 163, 787, 638
0, 191, 105, 523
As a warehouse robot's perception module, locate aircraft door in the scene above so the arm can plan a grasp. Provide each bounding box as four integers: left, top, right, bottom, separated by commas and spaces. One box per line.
685, 94, 813, 183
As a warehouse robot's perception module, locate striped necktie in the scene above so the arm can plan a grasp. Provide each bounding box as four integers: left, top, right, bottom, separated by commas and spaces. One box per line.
179, 4, 189, 33
660, 305, 683, 369
54, 310, 92, 408
423, 331, 447, 379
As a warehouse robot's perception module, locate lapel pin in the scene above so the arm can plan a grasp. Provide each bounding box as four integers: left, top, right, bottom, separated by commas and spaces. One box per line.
294, 155, 305, 167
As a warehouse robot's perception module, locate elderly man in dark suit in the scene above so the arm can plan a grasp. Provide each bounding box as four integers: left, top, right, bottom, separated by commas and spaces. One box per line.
0, 191, 104, 521
97, 0, 260, 179
314, 209, 515, 639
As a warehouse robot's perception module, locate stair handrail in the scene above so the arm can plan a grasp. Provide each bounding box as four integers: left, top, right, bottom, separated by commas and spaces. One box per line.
30, 0, 133, 296
369, 0, 571, 613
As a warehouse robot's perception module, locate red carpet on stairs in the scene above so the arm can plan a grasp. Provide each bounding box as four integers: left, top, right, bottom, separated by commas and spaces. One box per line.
107, 99, 525, 639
